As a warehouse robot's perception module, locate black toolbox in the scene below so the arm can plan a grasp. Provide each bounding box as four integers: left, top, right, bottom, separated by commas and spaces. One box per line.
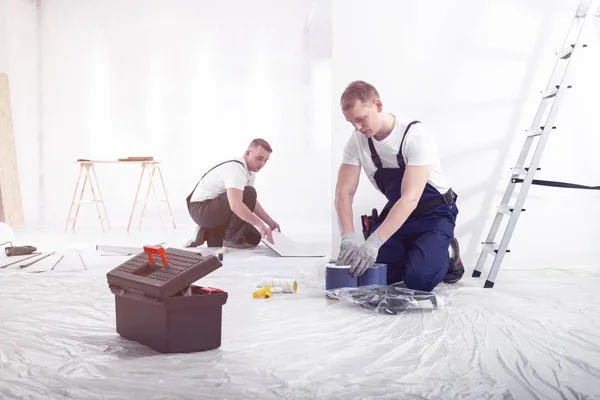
106, 246, 228, 353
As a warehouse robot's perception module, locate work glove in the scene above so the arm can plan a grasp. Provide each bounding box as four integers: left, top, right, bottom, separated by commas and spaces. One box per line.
349, 234, 384, 277
336, 232, 359, 266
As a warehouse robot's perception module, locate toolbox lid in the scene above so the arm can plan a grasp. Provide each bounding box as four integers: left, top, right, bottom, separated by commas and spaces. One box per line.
106, 247, 223, 299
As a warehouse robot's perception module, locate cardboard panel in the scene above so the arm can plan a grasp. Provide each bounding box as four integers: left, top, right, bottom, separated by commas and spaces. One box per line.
261, 230, 326, 257
0, 73, 24, 226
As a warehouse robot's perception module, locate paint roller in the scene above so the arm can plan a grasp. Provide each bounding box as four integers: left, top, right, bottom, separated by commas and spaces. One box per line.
256, 278, 297, 293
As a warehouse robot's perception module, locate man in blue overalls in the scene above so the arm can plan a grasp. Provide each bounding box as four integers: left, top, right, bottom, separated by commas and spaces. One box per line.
334, 81, 464, 292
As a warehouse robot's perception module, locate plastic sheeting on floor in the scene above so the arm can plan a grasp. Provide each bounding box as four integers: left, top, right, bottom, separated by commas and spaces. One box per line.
2, 234, 600, 399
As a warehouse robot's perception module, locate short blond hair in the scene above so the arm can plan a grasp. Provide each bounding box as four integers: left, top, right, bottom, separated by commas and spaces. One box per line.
340, 81, 380, 111
249, 138, 273, 153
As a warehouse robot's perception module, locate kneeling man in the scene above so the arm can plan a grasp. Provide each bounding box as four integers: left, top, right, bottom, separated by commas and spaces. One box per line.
335, 81, 464, 291
186, 138, 280, 249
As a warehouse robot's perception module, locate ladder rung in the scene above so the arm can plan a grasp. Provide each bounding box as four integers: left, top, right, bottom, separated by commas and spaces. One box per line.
482, 243, 498, 255
526, 129, 543, 137
482, 242, 511, 255
73, 200, 103, 204
535, 126, 557, 136
511, 167, 541, 175
542, 85, 571, 99
557, 45, 574, 59
542, 87, 558, 99
498, 205, 526, 216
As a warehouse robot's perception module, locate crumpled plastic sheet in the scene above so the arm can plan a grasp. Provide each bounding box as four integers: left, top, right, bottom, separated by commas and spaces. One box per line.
325, 283, 444, 314
2, 238, 600, 399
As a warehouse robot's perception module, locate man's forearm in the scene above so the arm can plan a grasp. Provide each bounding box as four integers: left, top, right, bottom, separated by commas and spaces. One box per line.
253, 201, 272, 225
231, 203, 263, 227
335, 192, 355, 234
372, 197, 417, 241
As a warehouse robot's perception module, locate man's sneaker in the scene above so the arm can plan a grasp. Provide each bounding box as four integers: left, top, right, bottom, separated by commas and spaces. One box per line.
223, 239, 256, 249
443, 237, 465, 283
184, 225, 208, 248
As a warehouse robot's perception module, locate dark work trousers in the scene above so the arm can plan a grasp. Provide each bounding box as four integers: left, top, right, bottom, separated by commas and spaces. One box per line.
366, 120, 458, 292
373, 203, 457, 292
187, 186, 261, 247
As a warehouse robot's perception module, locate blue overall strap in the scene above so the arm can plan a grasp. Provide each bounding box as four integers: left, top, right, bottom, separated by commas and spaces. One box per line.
396, 120, 421, 168
367, 138, 383, 169
367, 120, 421, 169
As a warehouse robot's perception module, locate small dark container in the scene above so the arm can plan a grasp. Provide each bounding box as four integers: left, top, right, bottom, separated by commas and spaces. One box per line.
325, 265, 358, 291
358, 263, 388, 286
106, 246, 227, 354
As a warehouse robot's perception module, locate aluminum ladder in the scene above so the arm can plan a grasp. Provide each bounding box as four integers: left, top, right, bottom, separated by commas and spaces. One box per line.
472, 0, 598, 288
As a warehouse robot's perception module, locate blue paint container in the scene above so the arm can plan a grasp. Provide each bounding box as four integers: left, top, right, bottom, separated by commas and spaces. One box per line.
358, 263, 388, 286
325, 265, 358, 291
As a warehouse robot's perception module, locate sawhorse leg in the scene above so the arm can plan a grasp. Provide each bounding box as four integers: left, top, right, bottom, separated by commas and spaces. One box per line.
127, 162, 176, 232
65, 162, 110, 232
65, 163, 85, 232
156, 165, 176, 230
89, 163, 110, 231
138, 163, 163, 230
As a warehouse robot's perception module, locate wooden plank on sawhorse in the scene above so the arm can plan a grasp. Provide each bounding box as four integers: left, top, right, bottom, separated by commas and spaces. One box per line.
0, 73, 24, 227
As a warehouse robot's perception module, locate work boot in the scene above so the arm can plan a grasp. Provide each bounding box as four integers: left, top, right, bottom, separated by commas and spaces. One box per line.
184, 225, 208, 248
443, 237, 464, 283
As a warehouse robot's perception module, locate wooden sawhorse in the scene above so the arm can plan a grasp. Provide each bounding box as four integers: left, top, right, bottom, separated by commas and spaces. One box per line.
65, 161, 109, 232
65, 160, 176, 232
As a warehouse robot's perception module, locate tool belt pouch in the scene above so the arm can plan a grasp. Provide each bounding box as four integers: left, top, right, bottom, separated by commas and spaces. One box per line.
361, 208, 381, 241
373, 189, 458, 228
360, 189, 458, 240
361, 222, 370, 241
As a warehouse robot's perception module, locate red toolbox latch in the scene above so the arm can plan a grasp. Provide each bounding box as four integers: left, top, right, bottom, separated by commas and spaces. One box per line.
143, 245, 168, 266
201, 287, 224, 294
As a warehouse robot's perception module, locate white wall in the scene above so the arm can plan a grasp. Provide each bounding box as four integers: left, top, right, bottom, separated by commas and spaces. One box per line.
332, 0, 600, 270
0, 0, 40, 226
39, 0, 332, 239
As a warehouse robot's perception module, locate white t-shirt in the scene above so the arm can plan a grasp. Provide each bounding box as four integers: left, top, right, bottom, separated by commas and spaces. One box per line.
341, 117, 450, 195
190, 156, 256, 202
